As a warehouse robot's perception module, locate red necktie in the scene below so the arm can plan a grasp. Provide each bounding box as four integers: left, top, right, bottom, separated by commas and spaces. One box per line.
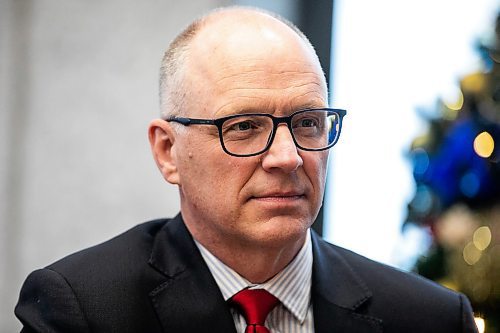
229, 289, 279, 333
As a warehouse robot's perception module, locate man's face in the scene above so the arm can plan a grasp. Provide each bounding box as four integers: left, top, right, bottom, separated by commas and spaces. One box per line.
169, 19, 329, 250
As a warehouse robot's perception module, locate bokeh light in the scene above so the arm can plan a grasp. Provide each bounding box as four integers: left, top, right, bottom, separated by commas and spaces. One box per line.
463, 241, 482, 265
473, 226, 492, 251
473, 131, 495, 158
413, 148, 430, 176
474, 317, 485, 333
442, 89, 464, 121
459, 171, 481, 198
443, 90, 464, 111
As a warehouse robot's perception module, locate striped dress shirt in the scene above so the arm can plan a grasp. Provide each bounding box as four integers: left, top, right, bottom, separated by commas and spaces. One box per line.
195, 231, 314, 333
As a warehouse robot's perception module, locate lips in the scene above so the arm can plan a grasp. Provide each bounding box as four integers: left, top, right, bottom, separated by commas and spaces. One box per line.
250, 191, 305, 201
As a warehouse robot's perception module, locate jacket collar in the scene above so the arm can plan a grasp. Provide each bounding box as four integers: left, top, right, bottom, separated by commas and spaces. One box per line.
147, 215, 383, 333
311, 230, 383, 332
148, 214, 237, 333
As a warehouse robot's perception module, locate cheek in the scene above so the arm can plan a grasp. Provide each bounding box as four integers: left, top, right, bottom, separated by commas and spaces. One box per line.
319, 156, 329, 182
304, 153, 328, 186
180, 150, 251, 196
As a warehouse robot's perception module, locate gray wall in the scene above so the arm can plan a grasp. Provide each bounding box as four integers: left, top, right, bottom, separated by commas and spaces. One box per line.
0, 0, 229, 330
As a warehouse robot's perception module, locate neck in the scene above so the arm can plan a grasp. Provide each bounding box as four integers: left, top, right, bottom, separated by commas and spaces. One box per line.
189, 227, 307, 283
213, 237, 306, 283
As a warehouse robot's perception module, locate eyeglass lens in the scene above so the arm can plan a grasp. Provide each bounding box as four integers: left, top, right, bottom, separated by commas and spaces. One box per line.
220, 110, 341, 156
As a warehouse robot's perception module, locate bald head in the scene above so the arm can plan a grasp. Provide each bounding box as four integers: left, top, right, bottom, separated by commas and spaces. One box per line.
150, 7, 331, 269
159, 7, 326, 118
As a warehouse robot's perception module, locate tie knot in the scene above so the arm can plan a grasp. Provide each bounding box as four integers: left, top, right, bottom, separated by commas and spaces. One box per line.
230, 289, 279, 331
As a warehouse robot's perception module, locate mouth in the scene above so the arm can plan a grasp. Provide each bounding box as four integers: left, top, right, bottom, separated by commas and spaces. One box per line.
250, 192, 306, 202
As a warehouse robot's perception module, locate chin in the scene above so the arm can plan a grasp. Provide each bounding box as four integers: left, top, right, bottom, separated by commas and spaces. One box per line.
249, 215, 312, 245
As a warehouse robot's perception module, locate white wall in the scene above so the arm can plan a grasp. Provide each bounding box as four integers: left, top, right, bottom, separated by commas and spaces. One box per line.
0, 0, 229, 330
325, 0, 499, 268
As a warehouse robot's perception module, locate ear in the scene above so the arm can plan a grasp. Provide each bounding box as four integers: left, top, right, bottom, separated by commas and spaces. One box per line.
148, 119, 180, 185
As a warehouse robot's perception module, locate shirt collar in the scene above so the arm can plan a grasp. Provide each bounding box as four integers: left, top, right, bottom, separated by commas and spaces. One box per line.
195, 231, 313, 323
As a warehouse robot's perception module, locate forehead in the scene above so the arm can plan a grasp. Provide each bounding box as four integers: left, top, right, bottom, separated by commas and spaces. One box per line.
184, 14, 328, 116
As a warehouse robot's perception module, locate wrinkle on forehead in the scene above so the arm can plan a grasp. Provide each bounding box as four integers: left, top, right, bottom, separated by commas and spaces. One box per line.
212, 68, 323, 90
211, 89, 326, 117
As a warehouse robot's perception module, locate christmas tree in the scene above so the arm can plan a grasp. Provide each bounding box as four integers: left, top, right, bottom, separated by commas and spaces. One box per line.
406, 12, 500, 333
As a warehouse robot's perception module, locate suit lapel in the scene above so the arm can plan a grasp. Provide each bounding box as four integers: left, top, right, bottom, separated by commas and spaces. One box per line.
147, 215, 237, 333
145, 217, 383, 332
311, 231, 383, 333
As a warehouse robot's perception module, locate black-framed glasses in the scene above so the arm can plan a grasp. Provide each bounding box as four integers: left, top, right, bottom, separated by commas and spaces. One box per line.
166, 108, 347, 157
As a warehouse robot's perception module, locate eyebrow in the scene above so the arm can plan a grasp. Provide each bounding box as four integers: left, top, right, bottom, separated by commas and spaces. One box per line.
219, 103, 328, 117
297, 104, 327, 110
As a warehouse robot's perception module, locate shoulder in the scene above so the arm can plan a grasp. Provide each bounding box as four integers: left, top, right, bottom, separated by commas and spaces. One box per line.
312, 235, 477, 332
313, 233, 458, 301
15, 218, 175, 332
48, 218, 169, 275
331, 243, 457, 300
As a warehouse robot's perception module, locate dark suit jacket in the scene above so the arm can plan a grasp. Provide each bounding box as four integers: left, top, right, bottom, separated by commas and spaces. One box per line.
15, 214, 478, 332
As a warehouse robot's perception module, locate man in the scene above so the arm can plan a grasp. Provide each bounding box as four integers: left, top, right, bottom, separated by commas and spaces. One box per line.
15, 7, 478, 333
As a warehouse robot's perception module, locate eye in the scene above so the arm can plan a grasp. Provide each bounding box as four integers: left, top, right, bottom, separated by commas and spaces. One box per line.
230, 120, 254, 131
294, 116, 320, 128
221, 115, 270, 142
299, 118, 318, 128
223, 116, 267, 133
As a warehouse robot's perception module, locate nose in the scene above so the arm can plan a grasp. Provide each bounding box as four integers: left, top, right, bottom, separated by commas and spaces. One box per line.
261, 124, 303, 172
